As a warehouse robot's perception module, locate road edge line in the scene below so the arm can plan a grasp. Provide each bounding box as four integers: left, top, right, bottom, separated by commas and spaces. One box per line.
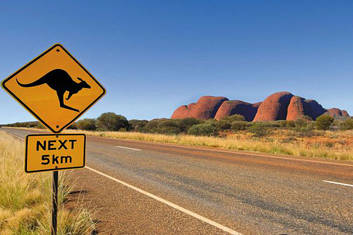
115, 146, 141, 151
85, 166, 242, 235
323, 180, 353, 188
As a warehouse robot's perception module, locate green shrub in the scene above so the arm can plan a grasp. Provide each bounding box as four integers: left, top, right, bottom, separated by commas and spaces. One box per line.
216, 120, 232, 131
143, 119, 160, 132
187, 123, 218, 136
231, 121, 249, 131
284, 120, 295, 128
294, 119, 307, 128
35, 122, 45, 129
141, 119, 183, 135
221, 114, 245, 122
97, 112, 129, 131
248, 123, 271, 137
76, 118, 97, 130
129, 119, 148, 132
303, 115, 313, 121
340, 118, 353, 130
315, 115, 334, 130
265, 121, 281, 128
156, 119, 183, 135
178, 118, 203, 132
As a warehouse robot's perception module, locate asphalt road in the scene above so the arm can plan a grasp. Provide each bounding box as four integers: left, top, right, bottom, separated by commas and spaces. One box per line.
3, 127, 353, 235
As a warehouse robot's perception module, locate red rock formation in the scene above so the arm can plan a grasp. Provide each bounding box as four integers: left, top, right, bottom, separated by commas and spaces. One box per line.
171, 104, 194, 119
325, 108, 350, 119
303, 99, 326, 120
286, 96, 330, 120
215, 100, 261, 121
286, 96, 305, 120
171, 96, 228, 120
171, 93, 350, 121
342, 110, 350, 117
252, 102, 262, 109
253, 92, 293, 121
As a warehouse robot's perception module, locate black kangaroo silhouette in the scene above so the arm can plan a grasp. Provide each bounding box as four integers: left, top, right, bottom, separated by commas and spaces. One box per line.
16, 69, 91, 112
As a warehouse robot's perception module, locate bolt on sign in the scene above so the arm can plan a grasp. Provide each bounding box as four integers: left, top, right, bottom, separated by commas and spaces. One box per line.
2, 44, 105, 133
25, 134, 86, 173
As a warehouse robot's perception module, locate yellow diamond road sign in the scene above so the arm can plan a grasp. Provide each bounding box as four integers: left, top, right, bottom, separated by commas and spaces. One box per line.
2, 44, 105, 133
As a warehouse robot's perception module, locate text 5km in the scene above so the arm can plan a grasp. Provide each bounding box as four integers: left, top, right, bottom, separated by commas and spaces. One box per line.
41, 154, 72, 165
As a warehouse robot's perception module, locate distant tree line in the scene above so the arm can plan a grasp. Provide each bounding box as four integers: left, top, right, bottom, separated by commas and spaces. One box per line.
3, 112, 353, 137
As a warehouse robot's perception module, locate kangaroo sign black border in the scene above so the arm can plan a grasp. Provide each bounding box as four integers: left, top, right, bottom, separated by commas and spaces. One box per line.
1, 44, 106, 133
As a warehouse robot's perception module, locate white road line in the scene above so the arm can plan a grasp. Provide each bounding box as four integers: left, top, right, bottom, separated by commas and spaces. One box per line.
115, 146, 141, 151
85, 166, 241, 235
323, 180, 353, 188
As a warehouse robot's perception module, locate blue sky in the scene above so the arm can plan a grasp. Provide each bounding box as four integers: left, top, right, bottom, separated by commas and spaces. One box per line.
0, 1, 352, 123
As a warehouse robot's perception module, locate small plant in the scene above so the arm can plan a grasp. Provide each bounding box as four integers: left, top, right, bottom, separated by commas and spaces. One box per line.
187, 123, 218, 136
315, 115, 334, 130
216, 120, 232, 131
76, 118, 97, 130
96, 112, 129, 131
221, 114, 245, 122
178, 118, 203, 132
129, 119, 148, 132
340, 118, 353, 130
231, 121, 249, 131
248, 123, 271, 137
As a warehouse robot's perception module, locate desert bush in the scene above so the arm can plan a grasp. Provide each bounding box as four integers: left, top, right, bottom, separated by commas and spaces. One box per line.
283, 120, 295, 128
315, 115, 334, 130
8, 121, 37, 128
76, 118, 97, 130
141, 119, 183, 135
278, 120, 288, 128
221, 114, 245, 122
248, 123, 271, 137
97, 112, 129, 131
178, 118, 203, 132
129, 119, 148, 132
294, 119, 307, 129
265, 121, 282, 128
187, 123, 218, 136
143, 119, 160, 132
156, 119, 183, 135
340, 118, 353, 130
216, 120, 232, 131
303, 115, 313, 121
136, 118, 202, 135
231, 121, 249, 131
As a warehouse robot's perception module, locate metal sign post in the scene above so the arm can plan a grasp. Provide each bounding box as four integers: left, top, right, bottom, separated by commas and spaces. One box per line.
52, 171, 58, 235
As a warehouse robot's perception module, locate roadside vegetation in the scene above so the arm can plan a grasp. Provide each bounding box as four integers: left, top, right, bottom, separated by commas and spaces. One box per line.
0, 131, 95, 234
4, 112, 353, 161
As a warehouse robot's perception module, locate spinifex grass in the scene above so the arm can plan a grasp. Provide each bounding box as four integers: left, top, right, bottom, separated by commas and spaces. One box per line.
0, 131, 95, 234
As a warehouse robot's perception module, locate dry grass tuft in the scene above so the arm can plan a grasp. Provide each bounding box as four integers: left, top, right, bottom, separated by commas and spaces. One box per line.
0, 131, 95, 234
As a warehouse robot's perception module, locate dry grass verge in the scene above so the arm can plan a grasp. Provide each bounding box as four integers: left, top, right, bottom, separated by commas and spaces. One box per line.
0, 131, 95, 234
10, 127, 353, 161
63, 129, 353, 161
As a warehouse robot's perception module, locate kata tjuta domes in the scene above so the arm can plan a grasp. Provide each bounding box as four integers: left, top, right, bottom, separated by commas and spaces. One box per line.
171, 91, 350, 121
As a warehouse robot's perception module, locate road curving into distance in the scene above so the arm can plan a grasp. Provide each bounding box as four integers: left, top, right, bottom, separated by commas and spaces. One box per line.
3, 127, 353, 235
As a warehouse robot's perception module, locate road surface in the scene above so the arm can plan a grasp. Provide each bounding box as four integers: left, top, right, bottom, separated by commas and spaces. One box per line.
3, 127, 353, 234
